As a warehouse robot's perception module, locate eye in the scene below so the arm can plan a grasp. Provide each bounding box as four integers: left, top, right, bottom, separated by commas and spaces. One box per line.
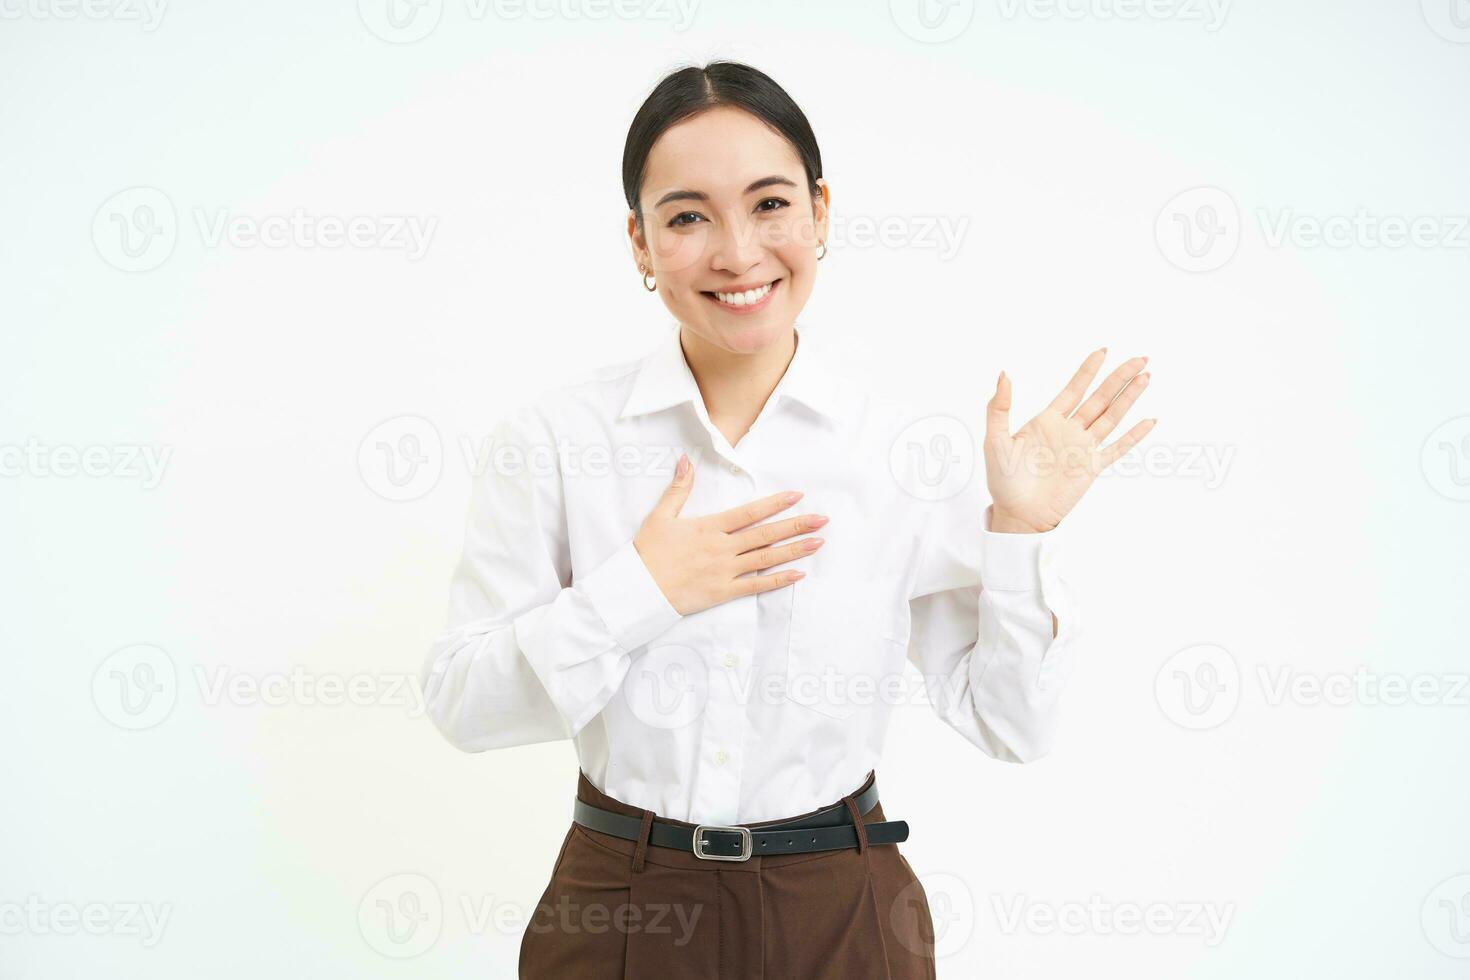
756, 197, 791, 214
668, 211, 705, 228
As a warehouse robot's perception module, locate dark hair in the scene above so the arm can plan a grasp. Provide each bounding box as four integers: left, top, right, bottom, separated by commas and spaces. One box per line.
622, 61, 823, 233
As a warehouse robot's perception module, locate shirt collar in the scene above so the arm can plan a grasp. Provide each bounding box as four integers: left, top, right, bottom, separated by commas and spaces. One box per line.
618, 323, 843, 423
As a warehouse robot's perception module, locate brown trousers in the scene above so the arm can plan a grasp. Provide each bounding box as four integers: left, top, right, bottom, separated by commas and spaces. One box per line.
519, 769, 938, 979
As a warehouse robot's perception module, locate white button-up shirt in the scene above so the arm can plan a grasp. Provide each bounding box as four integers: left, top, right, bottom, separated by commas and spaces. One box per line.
419, 323, 1079, 824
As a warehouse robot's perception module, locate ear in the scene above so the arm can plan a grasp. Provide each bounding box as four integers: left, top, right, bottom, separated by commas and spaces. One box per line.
813, 178, 832, 248
627, 209, 648, 270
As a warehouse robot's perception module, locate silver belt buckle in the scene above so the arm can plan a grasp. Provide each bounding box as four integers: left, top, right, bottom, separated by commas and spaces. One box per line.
693, 824, 753, 862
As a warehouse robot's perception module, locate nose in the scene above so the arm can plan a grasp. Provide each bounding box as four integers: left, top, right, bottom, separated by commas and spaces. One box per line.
709, 209, 765, 277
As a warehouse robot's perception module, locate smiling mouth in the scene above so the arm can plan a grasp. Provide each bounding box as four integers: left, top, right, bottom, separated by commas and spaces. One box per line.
701, 278, 781, 312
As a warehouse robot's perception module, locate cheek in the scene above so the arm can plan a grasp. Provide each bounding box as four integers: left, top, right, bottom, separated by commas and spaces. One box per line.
647, 226, 710, 278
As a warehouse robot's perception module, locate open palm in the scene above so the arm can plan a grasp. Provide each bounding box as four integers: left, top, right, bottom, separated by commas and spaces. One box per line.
983, 348, 1157, 533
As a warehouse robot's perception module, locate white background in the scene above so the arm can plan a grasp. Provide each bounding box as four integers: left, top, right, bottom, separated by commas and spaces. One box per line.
2, 0, 1468, 976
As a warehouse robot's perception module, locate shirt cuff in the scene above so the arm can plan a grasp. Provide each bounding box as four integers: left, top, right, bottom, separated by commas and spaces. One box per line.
980, 504, 1062, 592
576, 538, 683, 653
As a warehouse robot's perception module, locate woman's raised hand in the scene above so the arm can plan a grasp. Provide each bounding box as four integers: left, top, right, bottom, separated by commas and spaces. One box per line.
633, 454, 827, 615
983, 348, 1157, 533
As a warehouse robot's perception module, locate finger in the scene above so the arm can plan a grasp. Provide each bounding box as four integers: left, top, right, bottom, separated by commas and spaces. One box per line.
650, 453, 695, 519
1099, 417, 1157, 468
705, 488, 804, 533
729, 568, 806, 598
729, 512, 828, 554
986, 370, 1012, 442
1046, 347, 1108, 417
736, 535, 825, 573
1071, 355, 1147, 427
1087, 371, 1150, 443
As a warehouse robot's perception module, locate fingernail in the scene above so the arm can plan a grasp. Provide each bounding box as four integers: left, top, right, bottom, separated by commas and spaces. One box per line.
676, 453, 688, 479
804, 537, 825, 550
810, 515, 830, 527
790, 570, 806, 580
785, 491, 803, 504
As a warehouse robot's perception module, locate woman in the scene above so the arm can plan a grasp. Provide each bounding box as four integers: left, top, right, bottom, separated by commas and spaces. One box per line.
421, 61, 1156, 979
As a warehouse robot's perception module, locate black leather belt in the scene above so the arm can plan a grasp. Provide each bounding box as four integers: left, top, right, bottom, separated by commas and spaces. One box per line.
572, 778, 909, 862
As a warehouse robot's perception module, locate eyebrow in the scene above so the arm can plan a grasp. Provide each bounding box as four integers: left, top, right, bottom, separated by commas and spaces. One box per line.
653, 175, 799, 209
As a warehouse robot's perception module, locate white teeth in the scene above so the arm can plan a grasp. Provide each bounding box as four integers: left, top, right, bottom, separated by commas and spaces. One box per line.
713, 281, 773, 306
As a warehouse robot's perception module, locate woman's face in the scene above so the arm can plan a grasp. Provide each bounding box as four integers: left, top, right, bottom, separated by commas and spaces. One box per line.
628, 105, 829, 355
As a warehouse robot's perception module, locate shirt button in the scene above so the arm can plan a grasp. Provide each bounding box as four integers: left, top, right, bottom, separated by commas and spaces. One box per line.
715, 749, 729, 765
723, 653, 738, 667
727, 461, 741, 475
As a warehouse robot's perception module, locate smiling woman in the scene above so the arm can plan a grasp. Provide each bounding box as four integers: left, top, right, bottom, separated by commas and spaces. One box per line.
623, 64, 829, 363
421, 59, 1157, 980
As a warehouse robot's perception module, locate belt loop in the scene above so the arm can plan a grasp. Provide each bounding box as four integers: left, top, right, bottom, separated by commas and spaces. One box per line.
842, 794, 868, 854
630, 809, 655, 873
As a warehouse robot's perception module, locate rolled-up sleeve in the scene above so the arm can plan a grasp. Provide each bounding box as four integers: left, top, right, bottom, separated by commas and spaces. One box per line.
905, 489, 1081, 763
419, 406, 682, 751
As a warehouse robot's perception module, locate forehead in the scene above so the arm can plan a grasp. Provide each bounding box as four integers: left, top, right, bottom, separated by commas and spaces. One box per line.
641, 106, 804, 203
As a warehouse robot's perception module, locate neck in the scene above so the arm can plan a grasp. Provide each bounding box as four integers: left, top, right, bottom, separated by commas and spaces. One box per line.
678, 325, 797, 438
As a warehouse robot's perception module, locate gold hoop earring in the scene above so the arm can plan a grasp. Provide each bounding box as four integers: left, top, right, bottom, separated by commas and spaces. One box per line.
817, 241, 828, 261
639, 264, 656, 292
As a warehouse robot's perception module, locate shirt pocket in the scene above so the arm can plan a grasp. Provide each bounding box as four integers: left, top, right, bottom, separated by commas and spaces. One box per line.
784, 577, 911, 721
